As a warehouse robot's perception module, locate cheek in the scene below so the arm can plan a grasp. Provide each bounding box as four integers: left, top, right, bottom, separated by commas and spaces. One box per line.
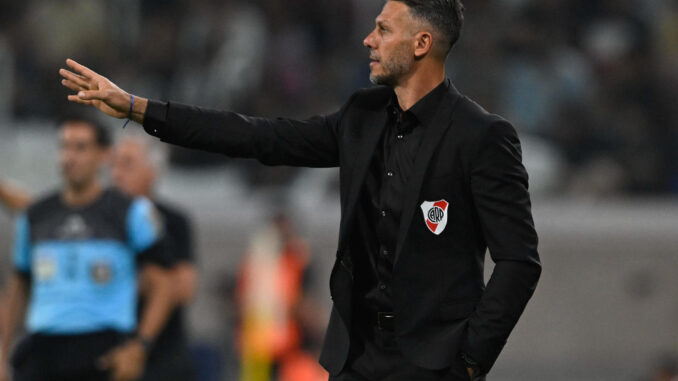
394, 41, 413, 59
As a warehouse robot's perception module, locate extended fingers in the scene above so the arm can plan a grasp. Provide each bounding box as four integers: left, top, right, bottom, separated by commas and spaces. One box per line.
59, 68, 90, 88
61, 79, 86, 93
65, 58, 98, 79
77, 90, 108, 100
67, 95, 93, 105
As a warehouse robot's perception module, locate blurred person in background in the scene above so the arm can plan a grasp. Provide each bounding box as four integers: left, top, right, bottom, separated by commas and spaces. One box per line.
235, 212, 327, 381
0, 116, 175, 381
111, 134, 199, 381
0, 134, 199, 381
60, 0, 541, 380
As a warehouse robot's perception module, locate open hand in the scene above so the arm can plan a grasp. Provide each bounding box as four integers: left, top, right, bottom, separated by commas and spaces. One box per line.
59, 59, 146, 123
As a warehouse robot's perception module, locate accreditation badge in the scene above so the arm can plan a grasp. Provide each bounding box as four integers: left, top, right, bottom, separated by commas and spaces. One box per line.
34, 255, 57, 282
90, 261, 113, 284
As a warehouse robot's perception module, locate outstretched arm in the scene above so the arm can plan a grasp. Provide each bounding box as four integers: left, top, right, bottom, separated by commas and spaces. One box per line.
60, 59, 344, 168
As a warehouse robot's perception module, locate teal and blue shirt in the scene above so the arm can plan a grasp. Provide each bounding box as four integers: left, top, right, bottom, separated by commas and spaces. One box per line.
12, 188, 169, 335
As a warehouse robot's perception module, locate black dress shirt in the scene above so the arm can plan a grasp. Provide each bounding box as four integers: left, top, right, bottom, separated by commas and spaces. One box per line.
352, 80, 450, 314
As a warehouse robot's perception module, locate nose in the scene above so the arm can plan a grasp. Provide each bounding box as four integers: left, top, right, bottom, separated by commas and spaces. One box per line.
363, 29, 375, 48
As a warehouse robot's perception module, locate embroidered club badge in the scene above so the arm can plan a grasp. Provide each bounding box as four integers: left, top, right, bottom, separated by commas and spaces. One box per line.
420, 200, 449, 235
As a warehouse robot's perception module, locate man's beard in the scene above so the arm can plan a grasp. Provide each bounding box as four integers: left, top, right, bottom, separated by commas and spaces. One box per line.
369, 44, 412, 86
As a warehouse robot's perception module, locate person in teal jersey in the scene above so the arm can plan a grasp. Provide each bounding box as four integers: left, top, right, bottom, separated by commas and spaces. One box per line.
0, 115, 176, 381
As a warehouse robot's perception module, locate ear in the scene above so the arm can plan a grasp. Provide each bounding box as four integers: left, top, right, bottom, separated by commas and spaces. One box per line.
413, 31, 433, 58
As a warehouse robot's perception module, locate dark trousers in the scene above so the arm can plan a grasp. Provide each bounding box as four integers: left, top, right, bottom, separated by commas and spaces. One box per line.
11, 330, 125, 381
330, 317, 481, 381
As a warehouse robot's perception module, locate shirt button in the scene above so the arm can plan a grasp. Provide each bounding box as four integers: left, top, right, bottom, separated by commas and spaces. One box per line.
381, 210, 387, 217
387, 171, 394, 177
379, 283, 387, 291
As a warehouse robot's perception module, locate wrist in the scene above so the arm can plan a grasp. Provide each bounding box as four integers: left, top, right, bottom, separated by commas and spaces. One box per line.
131, 335, 154, 354
131, 96, 148, 124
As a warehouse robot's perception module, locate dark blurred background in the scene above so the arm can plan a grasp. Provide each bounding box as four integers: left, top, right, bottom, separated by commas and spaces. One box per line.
1, 0, 678, 380
1, 0, 677, 194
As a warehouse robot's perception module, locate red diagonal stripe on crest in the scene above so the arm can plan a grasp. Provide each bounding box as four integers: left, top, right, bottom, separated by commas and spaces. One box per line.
434, 200, 448, 210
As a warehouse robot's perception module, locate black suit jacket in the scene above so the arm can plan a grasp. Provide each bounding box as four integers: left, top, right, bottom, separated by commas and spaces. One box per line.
143, 81, 541, 375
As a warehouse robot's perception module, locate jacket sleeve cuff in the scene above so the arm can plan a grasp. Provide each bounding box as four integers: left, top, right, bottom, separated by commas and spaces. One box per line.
460, 342, 489, 375
142, 99, 169, 138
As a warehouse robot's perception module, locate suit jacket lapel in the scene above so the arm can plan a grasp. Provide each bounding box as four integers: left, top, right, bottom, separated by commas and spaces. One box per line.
394, 88, 462, 265
337, 108, 388, 251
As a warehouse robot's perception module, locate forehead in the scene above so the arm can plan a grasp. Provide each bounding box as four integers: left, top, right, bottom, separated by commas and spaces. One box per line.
114, 139, 147, 161
59, 122, 97, 142
377, 1, 413, 25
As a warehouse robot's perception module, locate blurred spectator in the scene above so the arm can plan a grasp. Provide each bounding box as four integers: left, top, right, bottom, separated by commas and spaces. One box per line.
235, 213, 327, 381
111, 135, 199, 381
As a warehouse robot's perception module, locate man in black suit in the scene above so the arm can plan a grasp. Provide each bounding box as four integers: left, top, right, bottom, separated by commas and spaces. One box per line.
59, 0, 541, 379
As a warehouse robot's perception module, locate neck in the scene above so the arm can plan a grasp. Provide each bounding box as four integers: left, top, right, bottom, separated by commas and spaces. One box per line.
63, 180, 103, 207
393, 62, 445, 110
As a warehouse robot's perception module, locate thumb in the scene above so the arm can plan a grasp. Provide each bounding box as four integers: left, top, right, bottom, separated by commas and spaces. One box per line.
77, 90, 108, 101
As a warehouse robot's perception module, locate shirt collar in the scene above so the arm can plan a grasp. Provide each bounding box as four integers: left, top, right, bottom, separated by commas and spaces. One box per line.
387, 78, 450, 128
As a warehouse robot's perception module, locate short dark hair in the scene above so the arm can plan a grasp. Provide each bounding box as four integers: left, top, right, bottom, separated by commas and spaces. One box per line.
392, 0, 465, 56
56, 112, 113, 148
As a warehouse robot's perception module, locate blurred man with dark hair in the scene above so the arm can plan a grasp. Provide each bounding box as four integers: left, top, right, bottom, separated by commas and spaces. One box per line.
0, 119, 175, 381
61, 0, 541, 379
